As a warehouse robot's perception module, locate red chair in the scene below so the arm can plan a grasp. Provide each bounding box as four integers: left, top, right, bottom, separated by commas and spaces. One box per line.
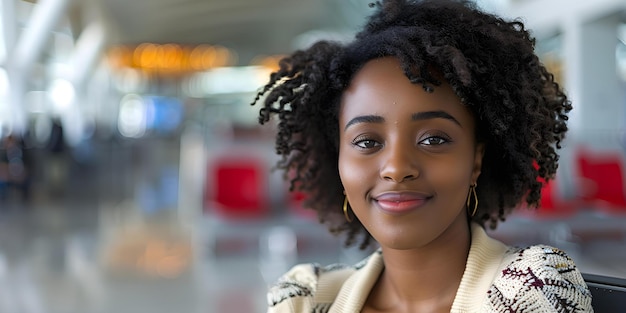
202, 154, 272, 258
516, 178, 581, 219
538, 179, 581, 217
575, 148, 626, 214
514, 160, 581, 219
204, 156, 269, 218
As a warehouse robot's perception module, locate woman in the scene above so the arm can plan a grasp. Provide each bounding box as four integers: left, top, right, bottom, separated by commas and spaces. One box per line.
253, 0, 593, 312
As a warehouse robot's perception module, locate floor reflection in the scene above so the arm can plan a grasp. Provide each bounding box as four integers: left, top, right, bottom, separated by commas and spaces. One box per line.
0, 191, 625, 313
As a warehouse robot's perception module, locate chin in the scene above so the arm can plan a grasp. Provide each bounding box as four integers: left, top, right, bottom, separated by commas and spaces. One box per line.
378, 236, 432, 251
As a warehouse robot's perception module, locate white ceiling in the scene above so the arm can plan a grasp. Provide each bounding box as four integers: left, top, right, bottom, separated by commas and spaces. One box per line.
90, 0, 372, 64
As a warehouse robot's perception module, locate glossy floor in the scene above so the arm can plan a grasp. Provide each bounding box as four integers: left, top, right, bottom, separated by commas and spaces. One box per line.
0, 192, 624, 313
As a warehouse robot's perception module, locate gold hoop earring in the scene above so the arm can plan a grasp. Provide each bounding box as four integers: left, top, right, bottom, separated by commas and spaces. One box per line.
343, 196, 353, 222
467, 184, 478, 217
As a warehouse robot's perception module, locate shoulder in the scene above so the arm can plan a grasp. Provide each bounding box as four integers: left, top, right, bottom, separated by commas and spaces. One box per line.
267, 252, 379, 313
486, 244, 593, 312
267, 263, 351, 308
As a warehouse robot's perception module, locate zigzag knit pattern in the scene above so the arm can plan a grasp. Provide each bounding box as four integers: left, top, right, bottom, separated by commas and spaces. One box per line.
484, 245, 592, 312
267, 246, 592, 312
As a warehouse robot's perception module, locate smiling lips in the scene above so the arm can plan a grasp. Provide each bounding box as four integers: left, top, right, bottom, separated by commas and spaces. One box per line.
374, 192, 431, 214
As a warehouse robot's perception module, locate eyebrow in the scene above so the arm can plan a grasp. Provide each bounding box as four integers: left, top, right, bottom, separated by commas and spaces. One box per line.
344, 110, 461, 131
344, 115, 384, 130
412, 111, 461, 127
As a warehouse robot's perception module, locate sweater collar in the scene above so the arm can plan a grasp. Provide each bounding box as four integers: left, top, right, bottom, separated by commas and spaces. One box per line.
450, 223, 508, 312
330, 223, 508, 312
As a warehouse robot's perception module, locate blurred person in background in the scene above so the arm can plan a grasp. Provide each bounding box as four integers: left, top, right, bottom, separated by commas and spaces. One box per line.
0, 137, 7, 201
0, 133, 32, 203
253, 0, 593, 312
45, 117, 67, 197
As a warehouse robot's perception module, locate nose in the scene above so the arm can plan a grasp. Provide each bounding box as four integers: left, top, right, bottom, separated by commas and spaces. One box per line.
380, 141, 419, 183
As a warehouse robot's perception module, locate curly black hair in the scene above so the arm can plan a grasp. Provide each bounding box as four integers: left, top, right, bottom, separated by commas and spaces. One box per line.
252, 0, 571, 249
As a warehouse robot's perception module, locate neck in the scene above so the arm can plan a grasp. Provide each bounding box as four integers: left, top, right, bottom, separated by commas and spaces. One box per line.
373, 218, 472, 311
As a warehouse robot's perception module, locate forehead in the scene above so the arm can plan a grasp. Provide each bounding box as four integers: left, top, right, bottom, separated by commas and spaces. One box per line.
340, 57, 471, 122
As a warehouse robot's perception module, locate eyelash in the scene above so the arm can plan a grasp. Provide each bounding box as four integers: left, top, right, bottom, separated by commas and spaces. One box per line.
352, 136, 381, 149
420, 135, 450, 146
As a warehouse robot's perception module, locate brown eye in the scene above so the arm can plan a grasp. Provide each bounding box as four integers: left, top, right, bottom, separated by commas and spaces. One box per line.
419, 136, 448, 146
354, 139, 381, 149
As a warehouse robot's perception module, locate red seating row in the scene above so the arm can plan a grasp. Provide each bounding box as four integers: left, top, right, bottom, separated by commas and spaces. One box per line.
526, 147, 626, 219
203, 146, 626, 221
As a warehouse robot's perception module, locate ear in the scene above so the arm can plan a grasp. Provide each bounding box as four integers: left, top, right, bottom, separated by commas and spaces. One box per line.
472, 143, 485, 184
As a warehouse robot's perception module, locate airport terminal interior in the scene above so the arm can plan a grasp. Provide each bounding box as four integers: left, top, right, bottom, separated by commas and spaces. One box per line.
0, 0, 626, 312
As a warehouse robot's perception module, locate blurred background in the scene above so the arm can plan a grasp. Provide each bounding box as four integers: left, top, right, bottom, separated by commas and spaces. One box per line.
0, 0, 625, 312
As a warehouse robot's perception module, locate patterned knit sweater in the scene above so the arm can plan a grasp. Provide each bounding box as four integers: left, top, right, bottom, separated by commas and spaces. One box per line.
267, 223, 593, 312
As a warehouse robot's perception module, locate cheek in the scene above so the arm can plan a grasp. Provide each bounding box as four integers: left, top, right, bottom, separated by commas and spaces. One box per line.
338, 145, 380, 197
338, 149, 366, 190
428, 155, 475, 196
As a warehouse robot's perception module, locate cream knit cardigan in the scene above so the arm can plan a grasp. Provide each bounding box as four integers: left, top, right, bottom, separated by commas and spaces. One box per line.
267, 223, 593, 312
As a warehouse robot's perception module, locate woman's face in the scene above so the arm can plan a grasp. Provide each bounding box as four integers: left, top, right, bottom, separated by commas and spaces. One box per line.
338, 57, 484, 250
